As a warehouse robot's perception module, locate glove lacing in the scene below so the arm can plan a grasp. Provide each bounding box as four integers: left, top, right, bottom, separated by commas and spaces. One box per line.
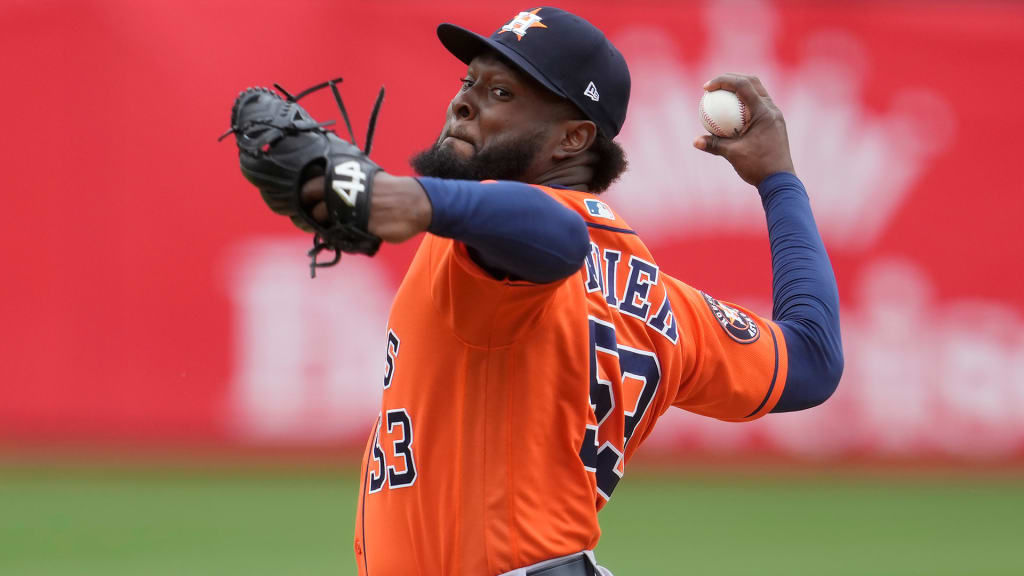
285, 79, 385, 277
220, 77, 386, 278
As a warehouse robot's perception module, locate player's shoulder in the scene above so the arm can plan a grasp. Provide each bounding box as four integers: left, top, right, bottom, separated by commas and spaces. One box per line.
532, 185, 635, 233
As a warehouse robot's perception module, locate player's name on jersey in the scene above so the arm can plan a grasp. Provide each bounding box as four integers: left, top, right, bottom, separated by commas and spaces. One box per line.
582, 242, 678, 344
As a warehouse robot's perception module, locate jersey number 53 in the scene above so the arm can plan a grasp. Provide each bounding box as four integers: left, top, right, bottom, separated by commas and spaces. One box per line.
368, 329, 418, 493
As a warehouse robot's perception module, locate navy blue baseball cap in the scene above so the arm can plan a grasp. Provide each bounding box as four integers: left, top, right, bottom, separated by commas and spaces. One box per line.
437, 7, 630, 138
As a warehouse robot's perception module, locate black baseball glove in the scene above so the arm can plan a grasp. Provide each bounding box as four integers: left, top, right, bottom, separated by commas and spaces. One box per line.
220, 78, 386, 277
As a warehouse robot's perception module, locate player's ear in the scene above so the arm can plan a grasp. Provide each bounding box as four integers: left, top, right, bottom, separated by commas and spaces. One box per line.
553, 120, 597, 160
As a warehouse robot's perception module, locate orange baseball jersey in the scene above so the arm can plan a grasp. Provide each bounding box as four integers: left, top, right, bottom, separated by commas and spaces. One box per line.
353, 184, 789, 575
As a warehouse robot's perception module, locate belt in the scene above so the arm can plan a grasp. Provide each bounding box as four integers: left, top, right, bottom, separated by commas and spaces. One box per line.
525, 554, 594, 576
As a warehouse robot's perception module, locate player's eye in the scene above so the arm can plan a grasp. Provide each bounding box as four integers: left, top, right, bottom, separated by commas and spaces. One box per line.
492, 87, 512, 99
459, 77, 474, 92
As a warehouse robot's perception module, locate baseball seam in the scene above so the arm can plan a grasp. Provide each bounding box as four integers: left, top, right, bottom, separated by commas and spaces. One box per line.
701, 104, 726, 137
701, 94, 747, 137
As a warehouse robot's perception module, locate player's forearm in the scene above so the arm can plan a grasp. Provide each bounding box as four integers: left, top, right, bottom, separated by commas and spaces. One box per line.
759, 172, 844, 412
415, 177, 590, 283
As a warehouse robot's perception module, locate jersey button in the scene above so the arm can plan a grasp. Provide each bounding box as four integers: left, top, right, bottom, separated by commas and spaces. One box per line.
354, 538, 362, 556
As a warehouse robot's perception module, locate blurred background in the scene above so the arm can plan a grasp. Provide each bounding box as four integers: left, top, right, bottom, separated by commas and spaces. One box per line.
2, 0, 1023, 574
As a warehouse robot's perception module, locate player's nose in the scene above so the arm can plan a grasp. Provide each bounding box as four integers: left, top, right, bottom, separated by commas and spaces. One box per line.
450, 89, 476, 121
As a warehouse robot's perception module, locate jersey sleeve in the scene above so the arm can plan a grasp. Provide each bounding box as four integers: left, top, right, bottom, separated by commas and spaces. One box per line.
666, 276, 788, 421
424, 234, 568, 348
417, 178, 590, 284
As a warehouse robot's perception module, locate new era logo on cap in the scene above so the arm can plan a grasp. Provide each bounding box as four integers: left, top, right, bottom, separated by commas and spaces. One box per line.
584, 81, 600, 102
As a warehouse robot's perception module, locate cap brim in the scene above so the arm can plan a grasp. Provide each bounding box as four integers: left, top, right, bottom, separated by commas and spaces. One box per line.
437, 23, 567, 100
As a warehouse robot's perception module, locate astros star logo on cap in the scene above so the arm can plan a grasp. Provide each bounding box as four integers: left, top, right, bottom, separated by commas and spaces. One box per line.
499, 8, 548, 40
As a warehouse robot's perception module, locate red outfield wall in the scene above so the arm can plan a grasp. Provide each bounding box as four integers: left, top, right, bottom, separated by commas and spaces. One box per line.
2, 0, 1023, 460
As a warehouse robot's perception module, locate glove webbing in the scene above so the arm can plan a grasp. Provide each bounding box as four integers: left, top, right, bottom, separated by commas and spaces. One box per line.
220, 77, 386, 277
291, 79, 385, 277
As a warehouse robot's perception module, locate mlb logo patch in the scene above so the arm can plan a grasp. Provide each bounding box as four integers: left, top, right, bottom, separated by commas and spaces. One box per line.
584, 198, 615, 220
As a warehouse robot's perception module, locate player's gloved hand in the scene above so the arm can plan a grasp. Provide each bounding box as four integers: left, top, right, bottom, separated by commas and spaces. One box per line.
222, 78, 388, 276
693, 74, 796, 187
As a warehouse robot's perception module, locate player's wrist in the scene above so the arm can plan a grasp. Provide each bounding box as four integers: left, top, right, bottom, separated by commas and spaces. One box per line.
757, 171, 804, 201
367, 174, 433, 243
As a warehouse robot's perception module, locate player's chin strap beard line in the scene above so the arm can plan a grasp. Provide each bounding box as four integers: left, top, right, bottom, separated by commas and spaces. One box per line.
218, 77, 387, 278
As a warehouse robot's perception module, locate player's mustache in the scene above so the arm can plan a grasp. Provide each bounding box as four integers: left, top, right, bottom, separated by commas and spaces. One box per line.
438, 127, 477, 150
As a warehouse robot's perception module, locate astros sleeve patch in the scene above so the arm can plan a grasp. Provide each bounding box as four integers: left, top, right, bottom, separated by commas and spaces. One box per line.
667, 279, 789, 421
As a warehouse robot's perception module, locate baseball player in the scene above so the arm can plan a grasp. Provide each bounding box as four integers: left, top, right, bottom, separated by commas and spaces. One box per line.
229, 6, 843, 576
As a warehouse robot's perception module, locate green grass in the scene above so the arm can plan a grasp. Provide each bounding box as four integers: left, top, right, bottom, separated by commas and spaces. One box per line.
597, 469, 1024, 575
0, 465, 357, 576
1, 464, 1022, 575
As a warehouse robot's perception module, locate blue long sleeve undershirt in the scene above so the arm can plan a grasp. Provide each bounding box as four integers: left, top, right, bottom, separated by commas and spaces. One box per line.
415, 177, 591, 284
415, 174, 843, 412
759, 172, 844, 412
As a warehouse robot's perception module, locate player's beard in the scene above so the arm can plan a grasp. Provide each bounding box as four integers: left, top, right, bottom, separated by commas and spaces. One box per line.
410, 130, 545, 182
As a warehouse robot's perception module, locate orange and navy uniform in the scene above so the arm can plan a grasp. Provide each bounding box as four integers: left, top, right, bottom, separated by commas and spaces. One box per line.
354, 183, 793, 575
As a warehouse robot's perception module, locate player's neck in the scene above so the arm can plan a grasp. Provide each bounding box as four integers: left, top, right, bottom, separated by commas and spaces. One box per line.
531, 153, 596, 192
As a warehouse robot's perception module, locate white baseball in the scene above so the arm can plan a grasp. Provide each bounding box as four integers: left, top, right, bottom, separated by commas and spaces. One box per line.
699, 89, 750, 138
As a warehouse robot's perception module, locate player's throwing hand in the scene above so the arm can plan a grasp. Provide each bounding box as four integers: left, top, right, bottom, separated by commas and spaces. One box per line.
693, 74, 795, 187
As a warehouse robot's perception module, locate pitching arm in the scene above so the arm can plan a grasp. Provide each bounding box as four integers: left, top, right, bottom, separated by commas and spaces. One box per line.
760, 172, 844, 412
692, 73, 843, 412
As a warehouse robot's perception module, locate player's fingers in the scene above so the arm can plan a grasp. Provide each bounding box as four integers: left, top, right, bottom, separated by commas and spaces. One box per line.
301, 176, 326, 208
693, 134, 732, 157
311, 201, 329, 224
703, 74, 768, 117
703, 73, 746, 92
747, 76, 782, 113
748, 76, 770, 99
289, 214, 315, 233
